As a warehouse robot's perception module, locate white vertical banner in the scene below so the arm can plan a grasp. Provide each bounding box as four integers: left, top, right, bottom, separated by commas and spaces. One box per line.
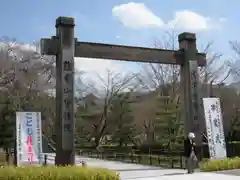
16, 112, 43, 166
203, 98, 227, 159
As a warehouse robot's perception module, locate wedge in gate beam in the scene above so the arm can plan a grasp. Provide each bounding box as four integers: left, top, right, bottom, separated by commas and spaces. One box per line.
64, 99, 70, 108
40, 39, 206, 66
63, 123, 71, 132
63, 88, 72, 93
64, 111, 71, 120
64, 74, 73, 83
63, 61, 73, 71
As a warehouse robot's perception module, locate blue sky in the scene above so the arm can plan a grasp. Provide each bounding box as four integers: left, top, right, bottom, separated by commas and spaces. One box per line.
1, 0, 239, 85
1, 0, 237, 48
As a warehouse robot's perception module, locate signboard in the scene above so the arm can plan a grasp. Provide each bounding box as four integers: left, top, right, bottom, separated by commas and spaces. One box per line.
203, 98, 227, 159
61, 48, 74, 150
16, 112, 43, 166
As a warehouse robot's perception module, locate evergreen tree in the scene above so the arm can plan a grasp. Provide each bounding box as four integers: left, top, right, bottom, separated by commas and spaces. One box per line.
154, 91, 183, 150
0, 98, 15, 149
75, 104, 94, 147
109, 92, 136, 146
0, 97, 16, 164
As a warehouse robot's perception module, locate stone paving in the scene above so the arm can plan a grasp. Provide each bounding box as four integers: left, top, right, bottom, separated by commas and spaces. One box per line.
141, 173, 240, 180
45, 153, 240, 180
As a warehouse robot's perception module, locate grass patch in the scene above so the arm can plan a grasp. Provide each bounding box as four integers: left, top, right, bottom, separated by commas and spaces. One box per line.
200, 157, 240, 172
0, 166, 120, 180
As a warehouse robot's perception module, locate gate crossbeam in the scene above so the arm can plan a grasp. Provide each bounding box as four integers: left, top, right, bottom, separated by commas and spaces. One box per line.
41, 38, 206, 66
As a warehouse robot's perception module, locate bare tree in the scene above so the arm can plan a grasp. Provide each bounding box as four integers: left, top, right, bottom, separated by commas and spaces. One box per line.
221, 40, 240, 141
0, 38, 56, 163
200, 41, 231, 97
0, 38, 92, 160
89, 70, 136, 147
0, 39, 55, 107
135, 29, 230, 144
134, 30, 182, 144
228, 41, 240, 81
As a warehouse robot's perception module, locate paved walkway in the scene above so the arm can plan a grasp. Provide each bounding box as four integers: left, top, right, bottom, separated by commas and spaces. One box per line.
138, 173, 240, 180
45, 153, 240, 180
216, 169, 240, 176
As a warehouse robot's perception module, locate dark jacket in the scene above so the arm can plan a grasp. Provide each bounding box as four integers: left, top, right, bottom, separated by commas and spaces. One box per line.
184, 138, 197, 157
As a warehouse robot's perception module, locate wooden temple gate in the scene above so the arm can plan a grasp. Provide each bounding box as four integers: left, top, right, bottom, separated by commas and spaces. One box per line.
40, 16, 206, 165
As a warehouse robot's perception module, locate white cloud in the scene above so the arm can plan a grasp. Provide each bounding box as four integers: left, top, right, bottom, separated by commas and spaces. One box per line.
75, 58, 122, 78
167, 10, 224, 31
219, 17, 227, 23
112, 3, 226, 31
75, 57, 129, 87
112, 2, 164, 29
167, 10, 209, 31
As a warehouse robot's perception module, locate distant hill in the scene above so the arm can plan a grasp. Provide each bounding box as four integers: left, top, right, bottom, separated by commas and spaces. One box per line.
229, 81, 240, 93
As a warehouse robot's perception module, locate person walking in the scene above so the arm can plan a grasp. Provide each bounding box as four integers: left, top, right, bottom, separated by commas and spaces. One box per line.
184, 132, 198, 174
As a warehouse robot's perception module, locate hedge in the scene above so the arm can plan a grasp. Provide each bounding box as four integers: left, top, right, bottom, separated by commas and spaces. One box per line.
79, 143, 184, 155
0, 166, 120, 180
228, 141, 240, 144
137, 143, 183, 154
201, 142, 240, 158
200, 157, 240, 172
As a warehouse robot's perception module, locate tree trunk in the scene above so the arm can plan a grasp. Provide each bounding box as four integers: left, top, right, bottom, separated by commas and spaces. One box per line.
119, 138, 123, 147
94, 136, 101, 148
13, 138, 17, 166
4, 147, 10, 165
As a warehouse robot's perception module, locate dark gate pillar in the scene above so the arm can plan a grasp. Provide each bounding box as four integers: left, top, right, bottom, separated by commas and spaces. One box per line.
55, 17, 75, 165
178, 33, 201, 146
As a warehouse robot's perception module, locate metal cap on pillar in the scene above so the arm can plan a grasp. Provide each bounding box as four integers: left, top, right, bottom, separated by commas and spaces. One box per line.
178, 32, 196, 42
56, 17, 75, 28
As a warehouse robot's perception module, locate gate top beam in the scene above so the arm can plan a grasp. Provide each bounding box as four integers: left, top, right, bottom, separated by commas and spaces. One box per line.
41, 37, 206, 67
